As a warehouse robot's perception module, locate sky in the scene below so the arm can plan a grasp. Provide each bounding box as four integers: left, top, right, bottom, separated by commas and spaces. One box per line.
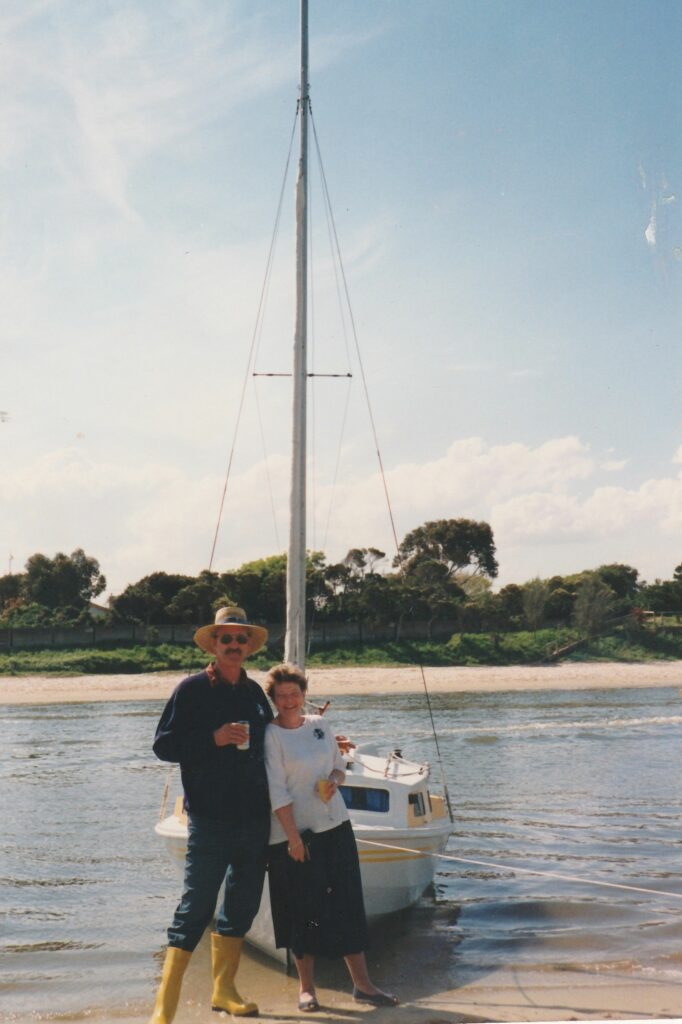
1, 0, 681, 600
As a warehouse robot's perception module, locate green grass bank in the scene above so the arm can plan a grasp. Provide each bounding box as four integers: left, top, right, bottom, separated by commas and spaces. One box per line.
1, 627, 681, 676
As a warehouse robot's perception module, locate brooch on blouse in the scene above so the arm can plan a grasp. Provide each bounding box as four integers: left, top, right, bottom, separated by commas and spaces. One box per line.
313, 727, 324, 740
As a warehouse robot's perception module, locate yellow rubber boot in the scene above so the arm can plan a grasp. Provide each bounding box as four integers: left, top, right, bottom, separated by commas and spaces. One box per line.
148, 946, 192, 1024
210, 933, 258, 1016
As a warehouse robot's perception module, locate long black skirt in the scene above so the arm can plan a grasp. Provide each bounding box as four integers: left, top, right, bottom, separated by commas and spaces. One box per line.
268, 820, 369, 959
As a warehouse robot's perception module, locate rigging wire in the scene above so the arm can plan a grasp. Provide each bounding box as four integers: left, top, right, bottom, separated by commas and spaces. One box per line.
253, 383, 282, 553
305, 106, 357, 650
208, 111, 298, 571
312, 113, 355, 555
314, 117, 354, 372
309, 165, 317, 554
310, 111, 401, 556
309, 112, 453, 793
304, 134, 323, 654
359, 839, 682, 903
418, 665, 455, 823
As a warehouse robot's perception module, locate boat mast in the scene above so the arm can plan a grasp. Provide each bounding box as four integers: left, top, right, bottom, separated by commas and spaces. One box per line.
285, 0, 309, 668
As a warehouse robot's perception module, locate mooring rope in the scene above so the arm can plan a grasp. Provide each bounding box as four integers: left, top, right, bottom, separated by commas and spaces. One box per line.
358, 838, 682, 902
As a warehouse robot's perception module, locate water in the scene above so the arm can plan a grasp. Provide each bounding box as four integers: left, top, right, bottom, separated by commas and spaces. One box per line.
2, 684, 682, 1021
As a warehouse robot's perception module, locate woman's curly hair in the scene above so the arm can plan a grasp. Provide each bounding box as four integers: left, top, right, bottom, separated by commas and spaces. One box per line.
265, 662, 308, 699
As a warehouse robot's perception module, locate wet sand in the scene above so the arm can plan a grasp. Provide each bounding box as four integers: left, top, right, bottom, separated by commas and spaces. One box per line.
0, 660, 681, 705
94, 913, 682, 1024
196, 910, 682, 1024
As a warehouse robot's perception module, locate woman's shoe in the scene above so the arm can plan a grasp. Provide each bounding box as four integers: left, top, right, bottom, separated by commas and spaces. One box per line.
298, 993, 320, 1012
352, 986, 399, 1007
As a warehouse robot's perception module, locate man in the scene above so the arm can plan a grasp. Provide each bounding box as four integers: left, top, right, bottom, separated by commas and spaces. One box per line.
148, 607, 273, 1023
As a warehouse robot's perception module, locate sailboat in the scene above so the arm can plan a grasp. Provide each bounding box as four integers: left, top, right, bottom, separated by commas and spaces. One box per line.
155, 0, 452, 962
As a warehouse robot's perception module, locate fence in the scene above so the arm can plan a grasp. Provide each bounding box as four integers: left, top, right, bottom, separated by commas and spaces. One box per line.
0, 619, 457, 651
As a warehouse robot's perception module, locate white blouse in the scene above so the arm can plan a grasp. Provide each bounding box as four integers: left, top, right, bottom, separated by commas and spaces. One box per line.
265, 714, 349, 844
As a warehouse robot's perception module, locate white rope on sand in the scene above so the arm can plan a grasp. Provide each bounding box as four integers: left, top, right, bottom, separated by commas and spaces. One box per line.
359, 839, 682, 901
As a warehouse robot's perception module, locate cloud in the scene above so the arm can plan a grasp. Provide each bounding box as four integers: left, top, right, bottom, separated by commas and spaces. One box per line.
2, 436, 682, 595
303, 438, 682, 584
493, 456, 682, 542
1, 445, 291, 595
0, 4, 299, 222
491, 461, 682, 582
312, 436, 595, 555
0, 3, 379, 230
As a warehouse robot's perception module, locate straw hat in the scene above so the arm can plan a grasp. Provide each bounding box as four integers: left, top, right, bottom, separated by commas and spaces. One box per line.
193, 606, 268, 655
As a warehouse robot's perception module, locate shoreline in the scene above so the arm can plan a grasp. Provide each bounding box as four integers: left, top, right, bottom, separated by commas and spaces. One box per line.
64, 923, 682, 1024
145, 930, 682, 1024
1, 660, 681, 705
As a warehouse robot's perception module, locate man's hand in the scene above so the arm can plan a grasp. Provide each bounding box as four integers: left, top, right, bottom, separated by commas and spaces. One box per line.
335, 734, 356, 755
213, 722, 249, 747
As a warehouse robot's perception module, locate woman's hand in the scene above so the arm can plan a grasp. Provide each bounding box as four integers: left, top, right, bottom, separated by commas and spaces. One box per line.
315, 770, 342, 798
287, 835, 307, 862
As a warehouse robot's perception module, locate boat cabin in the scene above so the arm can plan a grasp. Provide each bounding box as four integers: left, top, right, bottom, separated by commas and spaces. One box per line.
341, 747, 448, 830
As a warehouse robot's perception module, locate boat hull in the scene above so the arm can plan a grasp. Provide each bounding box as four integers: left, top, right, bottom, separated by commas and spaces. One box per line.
353, 823, 452, 915
155, 815, 450, 961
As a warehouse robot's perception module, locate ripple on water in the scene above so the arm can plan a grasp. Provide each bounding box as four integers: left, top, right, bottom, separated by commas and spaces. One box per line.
1, 876, 96, 888
3, 940, 104, 953
0, 907, 68, 920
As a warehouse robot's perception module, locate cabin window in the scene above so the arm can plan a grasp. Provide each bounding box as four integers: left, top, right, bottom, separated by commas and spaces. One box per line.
409, 792, 426, 817
339, 785, 389, 813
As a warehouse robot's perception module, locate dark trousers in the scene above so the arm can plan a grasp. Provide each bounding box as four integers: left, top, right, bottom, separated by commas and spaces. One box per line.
168, 814, 270, 951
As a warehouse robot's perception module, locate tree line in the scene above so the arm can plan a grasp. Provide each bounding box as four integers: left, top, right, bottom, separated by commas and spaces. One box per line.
1, 519, 681, 639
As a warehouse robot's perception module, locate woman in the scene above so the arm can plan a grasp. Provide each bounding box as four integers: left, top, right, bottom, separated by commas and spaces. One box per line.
264, 663, 399, 1013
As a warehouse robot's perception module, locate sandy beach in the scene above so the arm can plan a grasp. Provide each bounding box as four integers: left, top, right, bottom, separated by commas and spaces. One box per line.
1, 659, 681, 705
130, 921, 682, 1024
83, 914, 682, 1024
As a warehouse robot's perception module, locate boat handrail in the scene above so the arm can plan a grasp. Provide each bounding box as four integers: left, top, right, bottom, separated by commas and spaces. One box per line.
352, 746, 429, 779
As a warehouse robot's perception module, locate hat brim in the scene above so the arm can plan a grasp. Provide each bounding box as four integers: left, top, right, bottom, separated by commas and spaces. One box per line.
193, 623, 268, 656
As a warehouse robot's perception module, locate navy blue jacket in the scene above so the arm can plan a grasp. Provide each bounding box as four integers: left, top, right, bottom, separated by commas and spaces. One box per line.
153, 668, 273, 823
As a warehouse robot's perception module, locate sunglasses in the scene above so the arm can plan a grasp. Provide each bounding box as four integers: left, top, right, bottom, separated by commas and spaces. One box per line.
218, 633, 250, 646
